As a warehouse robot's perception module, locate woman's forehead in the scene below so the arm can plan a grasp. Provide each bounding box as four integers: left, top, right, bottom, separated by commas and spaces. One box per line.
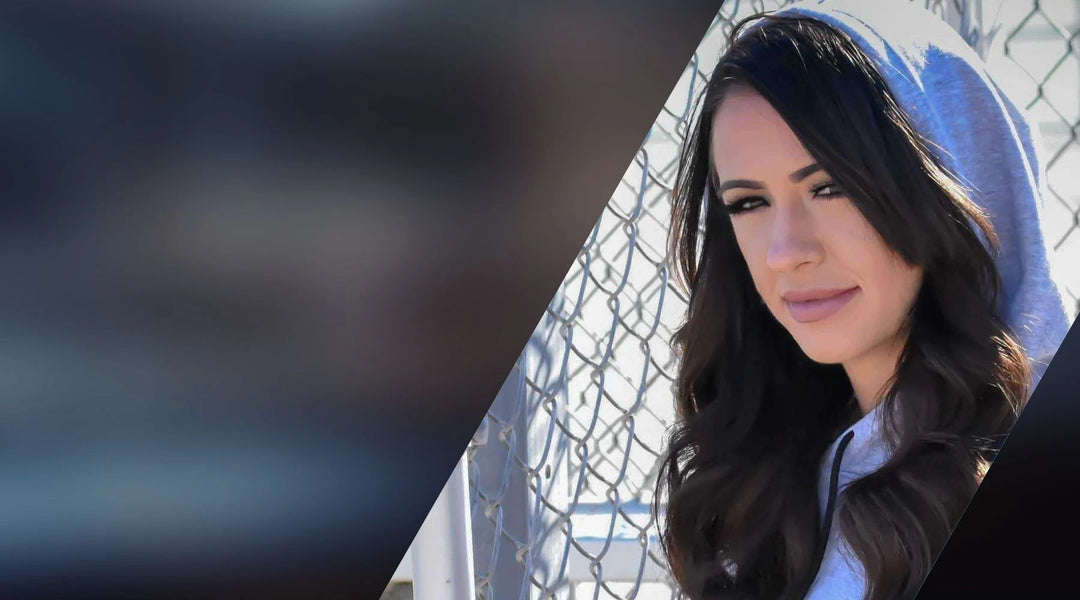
709, 89, 815, 179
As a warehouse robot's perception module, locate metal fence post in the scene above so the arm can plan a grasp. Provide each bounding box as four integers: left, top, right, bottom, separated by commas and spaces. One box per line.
412, 455, 476, 600
469, 295, 571, 600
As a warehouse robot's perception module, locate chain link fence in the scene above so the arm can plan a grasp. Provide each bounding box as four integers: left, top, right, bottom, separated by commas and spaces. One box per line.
386, 1, 1080, 599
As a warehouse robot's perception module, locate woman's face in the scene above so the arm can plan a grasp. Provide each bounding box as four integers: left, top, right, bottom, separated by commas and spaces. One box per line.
709, 86, 923, 368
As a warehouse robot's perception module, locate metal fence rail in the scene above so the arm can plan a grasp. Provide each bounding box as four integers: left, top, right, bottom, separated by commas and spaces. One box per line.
387, 2, 1080, 599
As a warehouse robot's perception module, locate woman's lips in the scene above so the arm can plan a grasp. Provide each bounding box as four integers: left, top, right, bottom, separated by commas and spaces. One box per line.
782, 287, 860, 323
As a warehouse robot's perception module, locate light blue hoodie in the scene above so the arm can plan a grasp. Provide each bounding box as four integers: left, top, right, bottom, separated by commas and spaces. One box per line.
753, 1, 1075, 598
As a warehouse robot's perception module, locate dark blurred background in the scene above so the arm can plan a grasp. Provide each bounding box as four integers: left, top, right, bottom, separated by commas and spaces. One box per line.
0, 1, 723, 598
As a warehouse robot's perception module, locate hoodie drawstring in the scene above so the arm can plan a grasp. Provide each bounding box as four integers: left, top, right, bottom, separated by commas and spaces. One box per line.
800, 429, 856, 597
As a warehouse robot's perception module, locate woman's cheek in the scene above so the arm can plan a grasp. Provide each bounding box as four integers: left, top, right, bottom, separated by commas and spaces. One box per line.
734, 227, 774, 302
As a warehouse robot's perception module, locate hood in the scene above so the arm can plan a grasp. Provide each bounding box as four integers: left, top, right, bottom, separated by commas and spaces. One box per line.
770, 0, 1073, 386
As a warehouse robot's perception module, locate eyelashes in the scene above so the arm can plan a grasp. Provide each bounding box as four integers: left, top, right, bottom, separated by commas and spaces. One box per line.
811, 182, 846, 199
722, 195, 767, 215
720, 181, 846, 215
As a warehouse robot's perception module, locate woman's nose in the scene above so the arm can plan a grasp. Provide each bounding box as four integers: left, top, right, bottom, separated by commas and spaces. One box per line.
765, 201, 824, 273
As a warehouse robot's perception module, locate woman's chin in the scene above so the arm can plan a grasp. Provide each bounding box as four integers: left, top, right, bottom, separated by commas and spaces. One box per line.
792, 339, 854, 366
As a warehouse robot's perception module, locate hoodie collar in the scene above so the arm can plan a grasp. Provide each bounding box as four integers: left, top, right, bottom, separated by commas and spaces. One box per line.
817, 400, 893, 520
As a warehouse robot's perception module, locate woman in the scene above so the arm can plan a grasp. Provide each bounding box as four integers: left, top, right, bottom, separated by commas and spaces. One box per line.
654, 1, 1071, 599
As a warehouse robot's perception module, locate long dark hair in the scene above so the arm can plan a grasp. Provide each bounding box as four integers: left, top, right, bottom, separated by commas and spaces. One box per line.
654, 13, 1031, 600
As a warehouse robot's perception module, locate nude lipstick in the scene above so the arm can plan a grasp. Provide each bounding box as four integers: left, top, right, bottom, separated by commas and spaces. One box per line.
782, 287, 860, 323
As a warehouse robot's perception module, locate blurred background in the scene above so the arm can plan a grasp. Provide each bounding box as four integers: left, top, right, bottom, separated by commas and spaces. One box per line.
0, 0, 726, 598
387, 1, 1080, 599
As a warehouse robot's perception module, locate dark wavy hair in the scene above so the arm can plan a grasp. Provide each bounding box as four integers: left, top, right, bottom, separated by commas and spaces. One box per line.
654, 13, 1031, 600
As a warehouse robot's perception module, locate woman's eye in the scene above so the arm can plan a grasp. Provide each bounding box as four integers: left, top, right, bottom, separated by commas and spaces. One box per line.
722, 196, 768, 215
811, 181, 846, 198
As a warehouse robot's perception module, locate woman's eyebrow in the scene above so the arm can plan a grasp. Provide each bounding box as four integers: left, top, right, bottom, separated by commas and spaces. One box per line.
788, 163, 823, 182
715, 163, 823, 193
716, 179, 764, 193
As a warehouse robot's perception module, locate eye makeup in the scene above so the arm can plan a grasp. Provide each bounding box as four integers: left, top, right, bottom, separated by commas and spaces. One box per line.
810, 181, 846, 199
722, 195, 767, 215
719, 180, 846, 216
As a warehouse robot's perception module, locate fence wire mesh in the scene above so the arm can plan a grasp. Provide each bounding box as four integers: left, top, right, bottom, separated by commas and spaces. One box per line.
456, 2, 1080, 600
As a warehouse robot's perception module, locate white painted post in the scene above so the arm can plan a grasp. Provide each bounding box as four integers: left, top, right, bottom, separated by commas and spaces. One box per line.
411, 455, 476, 600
